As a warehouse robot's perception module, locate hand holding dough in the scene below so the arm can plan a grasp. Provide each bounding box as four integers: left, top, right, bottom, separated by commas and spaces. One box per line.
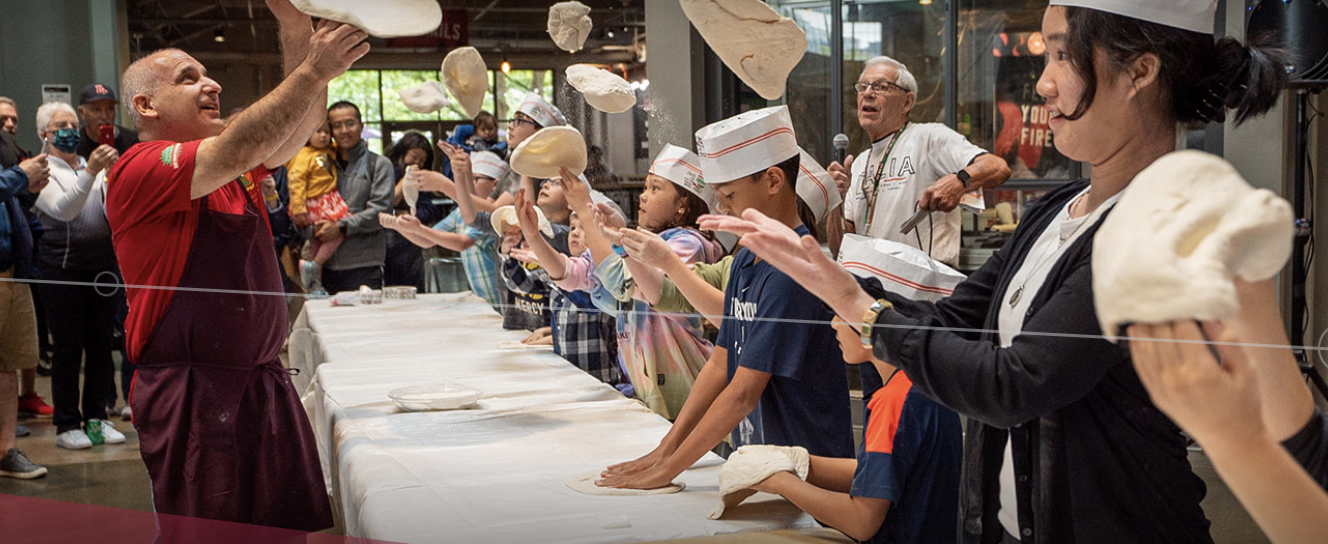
399, 81, 449, 114
509, 126, 588, 180
679, 0, 807, 100
442, 47, 489, 118
290, 0, 441, 38
547, 1, 593, 53
708, 445, 809, 519
565, 64, 636, 114
1093, 150, 1294, 339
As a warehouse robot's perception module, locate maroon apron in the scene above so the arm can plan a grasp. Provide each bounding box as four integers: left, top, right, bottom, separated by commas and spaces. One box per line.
130, 181, 333, 533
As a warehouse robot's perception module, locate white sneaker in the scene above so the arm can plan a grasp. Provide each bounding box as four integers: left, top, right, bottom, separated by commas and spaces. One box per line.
120, 406, 132, 421
95, 420, 127, 445
56, 429, 93, 450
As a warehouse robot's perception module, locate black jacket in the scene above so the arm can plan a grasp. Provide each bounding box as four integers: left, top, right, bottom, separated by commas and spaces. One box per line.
865, 180, 1212, 544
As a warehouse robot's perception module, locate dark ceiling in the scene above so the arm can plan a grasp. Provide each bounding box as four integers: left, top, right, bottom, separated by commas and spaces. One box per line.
126, 0, 647, 69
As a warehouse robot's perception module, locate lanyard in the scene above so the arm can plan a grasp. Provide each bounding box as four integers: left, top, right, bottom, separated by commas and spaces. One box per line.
859, 122, 908, 233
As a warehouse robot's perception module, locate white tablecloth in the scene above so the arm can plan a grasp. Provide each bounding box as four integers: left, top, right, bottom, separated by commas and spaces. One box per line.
290, 293, 819, 544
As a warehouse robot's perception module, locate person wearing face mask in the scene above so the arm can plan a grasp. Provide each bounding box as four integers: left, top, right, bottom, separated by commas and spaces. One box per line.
828, 56, 1011, 263
30, 101, 126, 450
75, 84, 139, 159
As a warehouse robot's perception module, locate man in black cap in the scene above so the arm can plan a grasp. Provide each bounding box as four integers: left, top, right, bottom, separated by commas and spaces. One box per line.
76, 83, 138, 158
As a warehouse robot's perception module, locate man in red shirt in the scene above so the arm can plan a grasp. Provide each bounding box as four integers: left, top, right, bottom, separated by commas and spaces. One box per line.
104, 0, 368, 534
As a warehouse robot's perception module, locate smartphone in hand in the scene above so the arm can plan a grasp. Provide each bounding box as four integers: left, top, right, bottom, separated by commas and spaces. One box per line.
99, 125, 115, 148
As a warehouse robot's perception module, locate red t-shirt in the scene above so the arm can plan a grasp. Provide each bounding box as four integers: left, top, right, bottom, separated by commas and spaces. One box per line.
106, 140, 270, 361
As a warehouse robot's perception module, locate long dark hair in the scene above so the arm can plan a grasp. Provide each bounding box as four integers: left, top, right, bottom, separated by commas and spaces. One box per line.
387, 131, 436, 172
1061, 7, 1286, 127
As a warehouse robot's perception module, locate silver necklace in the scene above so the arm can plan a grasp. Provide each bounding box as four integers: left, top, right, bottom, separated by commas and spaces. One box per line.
1007, 196, 1088, 308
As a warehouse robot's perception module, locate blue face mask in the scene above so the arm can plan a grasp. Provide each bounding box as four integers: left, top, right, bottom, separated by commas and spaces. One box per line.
53, 127, 81, 153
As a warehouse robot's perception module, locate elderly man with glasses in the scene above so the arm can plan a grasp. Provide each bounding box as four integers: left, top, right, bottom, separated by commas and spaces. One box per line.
828, 56, 1011, 265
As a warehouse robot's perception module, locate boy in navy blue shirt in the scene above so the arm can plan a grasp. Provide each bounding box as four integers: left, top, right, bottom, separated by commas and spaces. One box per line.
597, 106, 854, 490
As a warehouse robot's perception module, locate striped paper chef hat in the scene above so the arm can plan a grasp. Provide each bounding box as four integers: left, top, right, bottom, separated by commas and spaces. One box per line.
470, 151, 510, 180
795, 148, 841, 223
648, 144, 716, 212
517, 91, 567, 128
1050, 0, 1217, 34
694, 105, 799, 185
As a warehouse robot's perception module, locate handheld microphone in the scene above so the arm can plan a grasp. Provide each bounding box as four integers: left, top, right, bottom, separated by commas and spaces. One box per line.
832, 133, 849, 163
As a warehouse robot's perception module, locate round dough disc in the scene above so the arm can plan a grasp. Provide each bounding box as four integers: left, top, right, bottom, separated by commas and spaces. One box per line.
442, 47, 489, 119
565, 471, 685, 496
510, 126, 588, 179
291, 0, 441, 38
565, 64, 637, 114
398, 81, 449, 114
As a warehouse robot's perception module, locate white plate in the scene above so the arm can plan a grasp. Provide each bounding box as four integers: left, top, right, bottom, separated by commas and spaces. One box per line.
388, 383, 483, 412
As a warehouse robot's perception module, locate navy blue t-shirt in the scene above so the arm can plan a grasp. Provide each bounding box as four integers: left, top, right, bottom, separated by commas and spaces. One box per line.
853, 370, 963, 544
717, 225, 854, 459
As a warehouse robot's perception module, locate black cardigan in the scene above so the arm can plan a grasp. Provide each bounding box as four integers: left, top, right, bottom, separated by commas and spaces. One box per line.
863, 180, 1212, 544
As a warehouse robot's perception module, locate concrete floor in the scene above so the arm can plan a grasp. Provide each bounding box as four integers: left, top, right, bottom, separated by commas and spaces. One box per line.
0, 370, 1272, 544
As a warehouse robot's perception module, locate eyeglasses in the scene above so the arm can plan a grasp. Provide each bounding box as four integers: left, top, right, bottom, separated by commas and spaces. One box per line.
852, 80, 910, 95
506, 117, 538, 128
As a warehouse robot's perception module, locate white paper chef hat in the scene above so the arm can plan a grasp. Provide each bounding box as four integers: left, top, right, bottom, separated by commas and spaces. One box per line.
694, 105, 799, 185
517, 92, 567, 128
491, 204, 554, 237
649, 144, 716, 212
470, 150, 510, 180
795, 149, 841, 223
1049, 0, 1217, 34
837, 234, 967, 303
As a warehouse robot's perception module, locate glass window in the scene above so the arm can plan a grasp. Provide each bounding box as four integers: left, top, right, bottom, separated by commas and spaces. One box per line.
957, 0, 1078, 182
498, 69, 555, 119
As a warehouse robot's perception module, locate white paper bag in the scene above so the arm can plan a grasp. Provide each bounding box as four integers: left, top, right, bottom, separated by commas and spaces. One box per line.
838, 234, 967, 302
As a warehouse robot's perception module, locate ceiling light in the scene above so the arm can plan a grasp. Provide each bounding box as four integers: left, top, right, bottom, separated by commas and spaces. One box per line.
920, 0, 932, 4
214, 28, 225, 43
501, 58, 511, 74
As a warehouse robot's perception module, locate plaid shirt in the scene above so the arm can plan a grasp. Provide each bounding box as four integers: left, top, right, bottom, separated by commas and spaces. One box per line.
550, 287, 620, 386
435, 209, 503, 308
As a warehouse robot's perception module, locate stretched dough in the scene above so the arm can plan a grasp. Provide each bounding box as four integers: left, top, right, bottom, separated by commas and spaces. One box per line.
442, 47, 489, 119
290, 0, 441, 38
565, 471, 685, 496
565, 64, 636, 114
399, 81, 448, 114
1093, 150, 1294, 339
510, 126, 588, 180
709, 445, 809, 519
547, 1, 593, 53
679, 0, 807, 100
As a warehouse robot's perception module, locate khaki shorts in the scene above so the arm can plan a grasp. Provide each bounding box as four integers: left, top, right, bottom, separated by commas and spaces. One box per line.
0, 268, 39, 371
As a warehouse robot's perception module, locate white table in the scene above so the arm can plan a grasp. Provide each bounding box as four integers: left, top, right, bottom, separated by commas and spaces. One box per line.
290, 293, 821, 544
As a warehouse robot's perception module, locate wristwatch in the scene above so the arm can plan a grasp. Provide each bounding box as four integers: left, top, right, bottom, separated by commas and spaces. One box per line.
338, 220, 348, 236
860, 299, 892, 347
955, 169, 972, 190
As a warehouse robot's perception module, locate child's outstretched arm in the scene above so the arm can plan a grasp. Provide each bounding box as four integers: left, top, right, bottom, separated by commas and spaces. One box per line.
514, 188, 570, 281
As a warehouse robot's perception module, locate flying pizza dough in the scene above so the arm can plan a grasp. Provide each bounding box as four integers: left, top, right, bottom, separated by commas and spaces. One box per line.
290, 0, 441, 38
1093, 150, 1294, 340
565, 64, 636, 114
709, 445, 809, 519
490, 205, 554, 237
547, 1, 593, 53
679, 0, 807, 100
510, 126, 588, 180
442, 47, 489, 119
398, 81, 449, 114
565, 471, 685, 496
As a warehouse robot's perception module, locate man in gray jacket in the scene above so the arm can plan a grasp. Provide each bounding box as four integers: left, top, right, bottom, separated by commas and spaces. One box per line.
315, 101, 394, 293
